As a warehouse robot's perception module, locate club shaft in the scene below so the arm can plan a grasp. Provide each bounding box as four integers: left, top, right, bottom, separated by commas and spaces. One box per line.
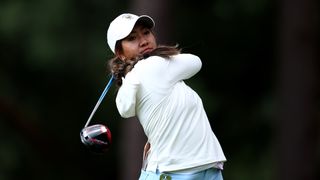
84, 75, 114, 128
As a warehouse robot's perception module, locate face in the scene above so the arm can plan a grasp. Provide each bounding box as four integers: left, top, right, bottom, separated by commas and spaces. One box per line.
117, 24, 157, 61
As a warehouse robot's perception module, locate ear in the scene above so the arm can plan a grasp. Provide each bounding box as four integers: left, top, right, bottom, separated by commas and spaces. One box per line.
114, 41, 126, 60
115, 50, 125, 61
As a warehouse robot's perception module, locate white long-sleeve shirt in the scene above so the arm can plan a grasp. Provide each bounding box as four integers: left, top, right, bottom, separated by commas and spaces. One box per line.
116, 53, 226, 172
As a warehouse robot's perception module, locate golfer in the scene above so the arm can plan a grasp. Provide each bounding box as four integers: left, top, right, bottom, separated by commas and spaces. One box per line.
106, 13, 226, 180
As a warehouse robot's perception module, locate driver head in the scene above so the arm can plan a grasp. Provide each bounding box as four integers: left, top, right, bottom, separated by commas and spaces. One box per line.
80, 124, 112, 153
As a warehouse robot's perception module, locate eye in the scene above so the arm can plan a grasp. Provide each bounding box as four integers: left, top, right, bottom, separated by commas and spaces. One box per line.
143, 29, 151, 35
126, 35, 136, 41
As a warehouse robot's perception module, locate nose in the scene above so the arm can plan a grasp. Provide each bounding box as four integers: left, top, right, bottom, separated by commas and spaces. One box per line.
139, 36, 148, 47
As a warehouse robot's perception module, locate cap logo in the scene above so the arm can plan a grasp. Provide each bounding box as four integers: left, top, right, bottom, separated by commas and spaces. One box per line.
123, 14, 134, 20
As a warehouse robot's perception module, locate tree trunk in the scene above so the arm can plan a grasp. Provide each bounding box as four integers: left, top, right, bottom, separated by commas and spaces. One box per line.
276, 0, 319, 179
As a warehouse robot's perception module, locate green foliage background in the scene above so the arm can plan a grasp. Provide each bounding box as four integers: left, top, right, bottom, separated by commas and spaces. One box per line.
0, 0, 318, 180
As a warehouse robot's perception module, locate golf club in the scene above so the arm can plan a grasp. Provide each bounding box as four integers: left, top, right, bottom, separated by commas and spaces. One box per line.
80, 75, 114, 153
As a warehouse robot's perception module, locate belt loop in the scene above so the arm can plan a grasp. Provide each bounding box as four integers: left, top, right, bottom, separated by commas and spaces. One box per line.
160, 174, 172, 180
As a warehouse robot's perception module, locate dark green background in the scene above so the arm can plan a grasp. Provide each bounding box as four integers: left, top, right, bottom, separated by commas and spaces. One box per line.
1, 0, 319, 179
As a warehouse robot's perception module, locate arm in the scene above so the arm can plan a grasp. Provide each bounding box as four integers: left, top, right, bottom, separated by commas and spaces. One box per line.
115, 72, 140, 118
167, 53, 202, 83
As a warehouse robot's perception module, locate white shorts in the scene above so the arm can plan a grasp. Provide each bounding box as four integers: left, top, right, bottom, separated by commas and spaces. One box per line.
139, 168, 223, 180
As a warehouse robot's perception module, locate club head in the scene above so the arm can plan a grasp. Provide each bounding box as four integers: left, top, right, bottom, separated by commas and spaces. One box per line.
80, 124, 112, 153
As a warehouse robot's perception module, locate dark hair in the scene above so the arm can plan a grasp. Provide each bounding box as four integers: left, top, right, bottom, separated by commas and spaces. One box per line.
108, 44, 181, 87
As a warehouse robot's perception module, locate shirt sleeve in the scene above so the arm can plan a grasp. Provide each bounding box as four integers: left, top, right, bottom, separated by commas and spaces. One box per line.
115, 71, 140, 118
167, 54, 202, 83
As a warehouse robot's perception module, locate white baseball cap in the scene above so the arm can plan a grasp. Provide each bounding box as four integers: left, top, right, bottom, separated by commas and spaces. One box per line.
107, 13, 155, 53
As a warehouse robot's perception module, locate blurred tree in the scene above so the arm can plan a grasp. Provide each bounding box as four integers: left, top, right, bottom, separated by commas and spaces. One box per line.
1, 0, 318, 179
276, 0, 319, 179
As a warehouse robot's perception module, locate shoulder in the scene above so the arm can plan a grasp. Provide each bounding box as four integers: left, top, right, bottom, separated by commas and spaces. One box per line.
144, 55, 166, 62
135, 56, 167, 67
130, 56, 168, 77
172, 53, 201, 61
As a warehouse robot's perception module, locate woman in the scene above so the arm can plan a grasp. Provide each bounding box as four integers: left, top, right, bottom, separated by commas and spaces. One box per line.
107, 13, 226, 180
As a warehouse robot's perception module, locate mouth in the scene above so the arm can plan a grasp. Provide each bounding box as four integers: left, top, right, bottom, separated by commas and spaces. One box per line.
141, 48, 153, 55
